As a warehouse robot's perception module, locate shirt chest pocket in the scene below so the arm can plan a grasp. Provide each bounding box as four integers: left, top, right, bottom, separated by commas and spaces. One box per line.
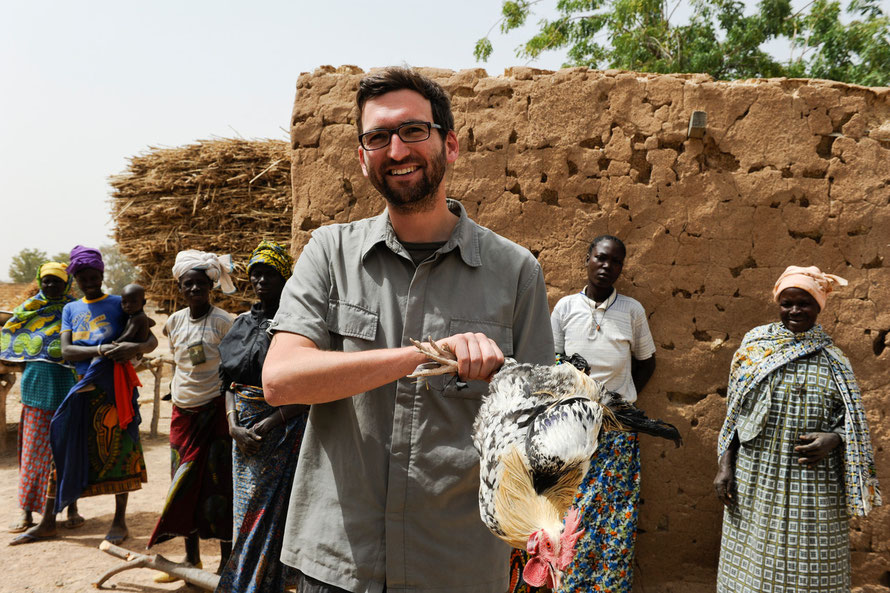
326, 300, 378, 350
448, 318, 514, 357
438, 318, 514, 400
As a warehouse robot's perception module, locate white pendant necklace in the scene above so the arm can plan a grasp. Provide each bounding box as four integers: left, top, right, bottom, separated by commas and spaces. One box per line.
583, 288, 615, 336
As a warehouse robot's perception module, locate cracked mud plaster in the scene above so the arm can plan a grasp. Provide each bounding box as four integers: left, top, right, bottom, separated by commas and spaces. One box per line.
290, 66, 890, 591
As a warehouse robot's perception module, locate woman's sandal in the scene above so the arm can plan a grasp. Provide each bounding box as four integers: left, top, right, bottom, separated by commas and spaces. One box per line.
9, 531, 56, 546
61, 514, 85, 529
8, 513, 34, 534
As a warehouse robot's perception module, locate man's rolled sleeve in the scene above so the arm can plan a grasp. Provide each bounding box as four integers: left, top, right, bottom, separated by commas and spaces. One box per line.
271, 233, 333, 350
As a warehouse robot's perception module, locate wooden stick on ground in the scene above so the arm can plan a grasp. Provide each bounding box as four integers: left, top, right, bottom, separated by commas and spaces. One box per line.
94, 540, 220, 590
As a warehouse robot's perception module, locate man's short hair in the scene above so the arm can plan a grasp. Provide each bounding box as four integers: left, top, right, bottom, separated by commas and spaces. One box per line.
356, 66, 454, 138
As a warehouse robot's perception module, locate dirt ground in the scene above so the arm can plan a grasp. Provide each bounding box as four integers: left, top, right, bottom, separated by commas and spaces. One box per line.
0, 375, 226, 593
0, 311, 226, 593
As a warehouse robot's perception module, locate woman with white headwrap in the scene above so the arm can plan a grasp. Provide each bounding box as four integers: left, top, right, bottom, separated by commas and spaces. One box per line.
148, 250, 235, 578
714, 265, 881, 593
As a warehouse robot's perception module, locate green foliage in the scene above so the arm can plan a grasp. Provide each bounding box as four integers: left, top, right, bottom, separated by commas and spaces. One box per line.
475, 0, 890, 85
100, 244, 141, 295
9, 248, 49, 283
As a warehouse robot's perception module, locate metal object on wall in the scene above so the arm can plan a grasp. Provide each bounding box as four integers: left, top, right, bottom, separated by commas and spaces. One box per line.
688, 111, 707, 138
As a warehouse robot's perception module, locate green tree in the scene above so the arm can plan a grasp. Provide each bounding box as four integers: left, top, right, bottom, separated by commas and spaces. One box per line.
100, 244, 141, 295
8, 248, 49, 283
51, 252, 70, 265
475, 0, 890, 85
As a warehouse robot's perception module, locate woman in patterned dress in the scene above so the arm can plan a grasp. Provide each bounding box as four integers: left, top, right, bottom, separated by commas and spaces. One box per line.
1, 262, 80, 534
216, 240, 308, 593
14, 247, 157, 546
714, 265, 881, 593
510, 235, 657, 593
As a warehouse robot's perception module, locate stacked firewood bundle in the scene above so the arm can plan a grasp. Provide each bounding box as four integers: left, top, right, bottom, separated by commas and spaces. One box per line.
109, 138, 292, 313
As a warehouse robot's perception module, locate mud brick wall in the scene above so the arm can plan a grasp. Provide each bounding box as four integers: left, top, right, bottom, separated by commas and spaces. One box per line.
289, 65, 890, 591
0, 283, 35, 311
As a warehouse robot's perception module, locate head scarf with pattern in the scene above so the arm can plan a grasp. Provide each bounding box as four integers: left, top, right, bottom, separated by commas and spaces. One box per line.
172, 249, 236, 294
67, 245, 104, 276
246, 240, 293, 280
0, 261, 76, 364
773, 265, 847, 311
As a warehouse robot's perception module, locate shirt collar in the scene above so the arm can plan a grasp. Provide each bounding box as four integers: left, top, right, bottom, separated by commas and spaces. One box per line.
360, 199, 482, 267
82, 293, 110, 304
581, 287, 618, 310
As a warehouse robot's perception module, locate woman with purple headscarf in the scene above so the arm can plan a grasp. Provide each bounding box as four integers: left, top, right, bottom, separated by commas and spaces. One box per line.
11, 246, 158, 545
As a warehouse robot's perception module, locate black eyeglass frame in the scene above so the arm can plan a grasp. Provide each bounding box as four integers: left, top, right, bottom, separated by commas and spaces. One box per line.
358, 121, 444, 151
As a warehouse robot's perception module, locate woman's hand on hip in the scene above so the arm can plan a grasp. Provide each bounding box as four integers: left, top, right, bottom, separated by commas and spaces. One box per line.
794, 432, 842, 468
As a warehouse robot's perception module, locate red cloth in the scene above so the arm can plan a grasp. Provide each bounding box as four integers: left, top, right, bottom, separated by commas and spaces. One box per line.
147, 397, 233, 548
18, 405, 56, 513
112, 361, 141, 429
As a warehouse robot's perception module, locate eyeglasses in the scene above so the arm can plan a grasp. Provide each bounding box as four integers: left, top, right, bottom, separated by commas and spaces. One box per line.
359, 121, 443, 151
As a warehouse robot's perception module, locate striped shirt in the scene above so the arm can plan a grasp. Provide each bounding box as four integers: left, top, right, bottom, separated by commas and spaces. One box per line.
551, 290, 655, 403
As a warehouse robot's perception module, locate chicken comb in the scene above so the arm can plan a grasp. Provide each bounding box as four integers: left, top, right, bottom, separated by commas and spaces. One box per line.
557, 507, 585, 569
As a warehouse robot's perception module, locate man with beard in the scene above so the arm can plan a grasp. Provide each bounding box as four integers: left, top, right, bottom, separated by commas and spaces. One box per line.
263, 67, 554, 593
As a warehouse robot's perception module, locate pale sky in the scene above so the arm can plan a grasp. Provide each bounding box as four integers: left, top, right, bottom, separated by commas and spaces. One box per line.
0, 0, 571, 282
1, 0, 879, 281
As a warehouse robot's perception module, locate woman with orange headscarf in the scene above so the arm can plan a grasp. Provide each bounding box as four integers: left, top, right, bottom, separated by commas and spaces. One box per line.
714, 266, 881, 593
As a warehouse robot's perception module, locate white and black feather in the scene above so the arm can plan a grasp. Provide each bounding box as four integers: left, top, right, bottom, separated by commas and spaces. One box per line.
472, 359, 608, 537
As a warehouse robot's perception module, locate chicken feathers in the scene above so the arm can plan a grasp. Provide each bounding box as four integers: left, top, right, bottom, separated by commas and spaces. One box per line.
472, 359, 609, 546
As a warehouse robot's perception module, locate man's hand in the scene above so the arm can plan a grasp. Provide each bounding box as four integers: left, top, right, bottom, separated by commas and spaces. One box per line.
794, 432, 842, 468
437, 333, 504, 382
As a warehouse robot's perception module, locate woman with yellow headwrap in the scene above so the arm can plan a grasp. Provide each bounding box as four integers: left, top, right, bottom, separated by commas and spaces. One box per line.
1, 262, 82, 534
714, 265, 881, 593
217, 240, 308, 593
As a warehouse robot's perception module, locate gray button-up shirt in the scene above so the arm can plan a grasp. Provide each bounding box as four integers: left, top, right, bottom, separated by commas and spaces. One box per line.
272, 200, 554, 593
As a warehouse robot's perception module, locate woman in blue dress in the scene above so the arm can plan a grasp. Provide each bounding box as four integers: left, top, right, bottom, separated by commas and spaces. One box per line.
12, 245, 157, 545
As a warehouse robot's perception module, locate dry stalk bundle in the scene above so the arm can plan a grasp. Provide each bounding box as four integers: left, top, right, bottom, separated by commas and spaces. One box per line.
109, 138, 292, 313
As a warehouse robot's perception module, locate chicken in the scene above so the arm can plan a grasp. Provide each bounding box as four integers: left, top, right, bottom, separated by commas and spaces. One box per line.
409, 341, 620, 590
475, 359, 616, 589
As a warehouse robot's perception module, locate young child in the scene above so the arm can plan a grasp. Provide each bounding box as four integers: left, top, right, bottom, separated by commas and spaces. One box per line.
84, 284, 154, 373
116, 284, 155, 345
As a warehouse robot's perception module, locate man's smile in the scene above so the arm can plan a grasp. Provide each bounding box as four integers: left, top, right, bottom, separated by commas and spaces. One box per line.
389, 165, 419, 176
